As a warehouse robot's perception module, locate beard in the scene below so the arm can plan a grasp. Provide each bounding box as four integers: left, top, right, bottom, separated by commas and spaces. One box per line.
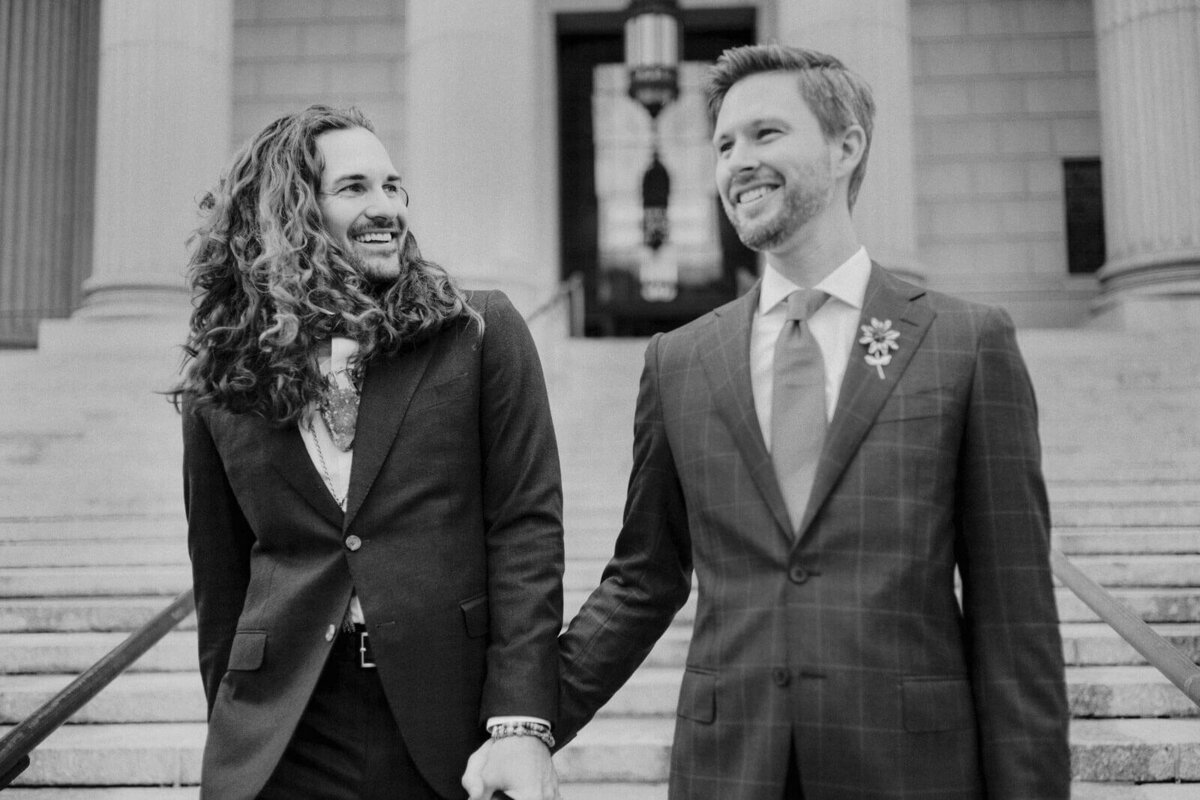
726, 163, 834, 252
345, 247, 402, 287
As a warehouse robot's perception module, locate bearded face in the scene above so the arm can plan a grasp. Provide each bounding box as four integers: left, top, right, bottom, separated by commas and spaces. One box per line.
712, 72, 841, 256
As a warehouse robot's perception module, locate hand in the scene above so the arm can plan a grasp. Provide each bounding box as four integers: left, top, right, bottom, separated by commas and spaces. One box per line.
462, 736, 560, 800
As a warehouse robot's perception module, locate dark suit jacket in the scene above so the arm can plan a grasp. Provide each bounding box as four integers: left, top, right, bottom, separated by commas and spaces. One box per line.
557, 265, 1070, 799
183, 291, 564, 800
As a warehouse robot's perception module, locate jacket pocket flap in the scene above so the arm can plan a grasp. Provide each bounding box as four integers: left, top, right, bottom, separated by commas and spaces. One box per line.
460, 593, 489, 638
902, 676, 973, 732
676, 668, 716, 724
227, 631, 267, 671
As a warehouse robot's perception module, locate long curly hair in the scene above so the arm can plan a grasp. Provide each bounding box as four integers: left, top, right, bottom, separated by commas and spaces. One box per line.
174, 105, 481, 424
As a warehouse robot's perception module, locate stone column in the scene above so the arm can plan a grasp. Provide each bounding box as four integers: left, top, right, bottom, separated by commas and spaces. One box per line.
404, 0, 556, 313
77, 0, 232, 319
1093, 0, 1200, 323
776, 0, 923, 283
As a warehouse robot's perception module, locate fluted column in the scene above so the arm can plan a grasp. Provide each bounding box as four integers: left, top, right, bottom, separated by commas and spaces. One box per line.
1094, 0, 1200, 306
404, 0, 555, 313
78, 0, 232, 318
1, 1, 100, 344
777, 0, 923, 283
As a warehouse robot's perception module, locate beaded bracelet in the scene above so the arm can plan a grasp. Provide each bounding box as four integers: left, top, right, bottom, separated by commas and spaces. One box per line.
487, 720, 555, 750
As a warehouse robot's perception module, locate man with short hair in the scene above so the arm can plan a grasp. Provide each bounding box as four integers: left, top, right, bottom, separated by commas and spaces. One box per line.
470, 43, 1070, 800
179, 105, 561, 800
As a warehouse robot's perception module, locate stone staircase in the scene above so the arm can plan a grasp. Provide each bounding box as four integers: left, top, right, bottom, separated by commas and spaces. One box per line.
1, 319, 1198, 798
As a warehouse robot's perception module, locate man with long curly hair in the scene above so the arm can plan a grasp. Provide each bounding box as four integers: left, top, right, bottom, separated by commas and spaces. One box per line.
177, 105, 563, 800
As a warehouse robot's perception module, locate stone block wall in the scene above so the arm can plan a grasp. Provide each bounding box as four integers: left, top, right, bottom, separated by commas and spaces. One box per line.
231, 0, 407, 162
911, 0, 1101, 326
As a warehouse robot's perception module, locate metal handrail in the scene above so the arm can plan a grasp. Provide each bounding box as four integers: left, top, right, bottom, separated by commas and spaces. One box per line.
1051, 548, 1200, 707
525, 271, 585, 337
0, 589, 196, 790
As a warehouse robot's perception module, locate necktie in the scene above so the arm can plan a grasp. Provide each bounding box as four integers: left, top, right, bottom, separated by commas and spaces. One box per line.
771, 289, 829, 533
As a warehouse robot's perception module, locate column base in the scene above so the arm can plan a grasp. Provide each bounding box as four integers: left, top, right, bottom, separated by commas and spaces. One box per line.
1093, 253, 1200, 330
77, 278, 191, 322
1089, 293, 1200, 331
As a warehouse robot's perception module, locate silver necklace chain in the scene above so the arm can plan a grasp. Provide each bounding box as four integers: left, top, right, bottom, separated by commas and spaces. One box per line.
310, 417, 348, 510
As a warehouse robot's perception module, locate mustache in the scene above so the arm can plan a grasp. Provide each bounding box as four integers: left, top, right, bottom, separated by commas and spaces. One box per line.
347, 220, 405, 237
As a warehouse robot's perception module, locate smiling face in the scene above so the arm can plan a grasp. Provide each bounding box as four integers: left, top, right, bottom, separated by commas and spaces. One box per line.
316, 126, 410, 283
712, 71, 843, 255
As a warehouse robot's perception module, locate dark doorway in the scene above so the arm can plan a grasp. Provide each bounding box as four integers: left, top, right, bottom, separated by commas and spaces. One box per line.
557, 9, 756, 337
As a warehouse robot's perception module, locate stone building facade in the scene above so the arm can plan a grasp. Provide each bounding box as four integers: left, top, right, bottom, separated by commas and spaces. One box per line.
2, 0, 1198, 345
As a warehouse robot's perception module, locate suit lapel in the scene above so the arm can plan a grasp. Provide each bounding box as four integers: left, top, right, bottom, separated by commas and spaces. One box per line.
343, 338, 436, 531
796, 263, 936, 539
263, 420, 344, 528
699, 284, 796, 538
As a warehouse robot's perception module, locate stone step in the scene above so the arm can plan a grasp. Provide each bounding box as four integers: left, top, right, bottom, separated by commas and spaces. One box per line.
1053, 528, 1200, 556
2, 723, 204, 787
1071, 784, 1200, 799
1056, 587, 1200, 623
0, 632, 198, 674
4, 662, 1193, 729
1053, 505, 1200, 527
0, 628, 694, 675
0, 567, 191, 598
0, 517, 184, 546
0, 788, 675, 800
4, 709, 1198, 789
1057, 555, 1200, 588
1048, 483, 1200, 504
1061, 623, 1200, 667
0, 542, 187, 568
0, 597, 196, 633
6, 598, 1180, 672
0, 790, 200, 799
1070, 718, 1200, 783
0, 673, 205, 724
1068, 666, 1200, 719
557, 717, 1200, 784
594, 665, 1200, 721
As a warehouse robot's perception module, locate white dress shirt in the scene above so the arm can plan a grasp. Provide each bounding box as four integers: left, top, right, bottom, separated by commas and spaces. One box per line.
751, 247, 872, 450
298, 336, 364, 623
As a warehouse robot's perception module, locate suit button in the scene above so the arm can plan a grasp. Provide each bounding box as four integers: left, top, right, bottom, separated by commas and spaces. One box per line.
345, 534, 362, 552
325, 624, 336, 642
773, 667, 791, 687
788, 565, 809, 584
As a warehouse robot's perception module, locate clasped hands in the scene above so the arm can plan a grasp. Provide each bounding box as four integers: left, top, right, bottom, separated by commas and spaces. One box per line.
462, 734, 560, 800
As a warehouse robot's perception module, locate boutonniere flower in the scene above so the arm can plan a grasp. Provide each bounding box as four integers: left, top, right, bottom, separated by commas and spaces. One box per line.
859, 318, 900, 380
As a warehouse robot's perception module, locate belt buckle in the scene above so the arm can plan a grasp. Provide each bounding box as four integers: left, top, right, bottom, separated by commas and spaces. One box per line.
359, 631, 376, 669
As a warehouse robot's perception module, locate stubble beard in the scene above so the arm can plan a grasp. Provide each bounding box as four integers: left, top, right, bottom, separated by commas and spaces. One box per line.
728, 165, 834, 253
344, 245, 403, 289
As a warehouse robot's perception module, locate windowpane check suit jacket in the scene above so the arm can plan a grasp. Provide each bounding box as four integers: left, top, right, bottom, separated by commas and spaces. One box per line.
557, 264, 1070, 799
183, 291, 564, 800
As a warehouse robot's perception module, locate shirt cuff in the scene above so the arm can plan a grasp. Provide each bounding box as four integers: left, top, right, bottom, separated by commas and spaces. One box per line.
486, 715, 551, 730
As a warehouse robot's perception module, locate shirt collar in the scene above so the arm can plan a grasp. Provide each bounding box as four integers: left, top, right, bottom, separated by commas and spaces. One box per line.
318, 336, 359, 377
758, 246, 872, 315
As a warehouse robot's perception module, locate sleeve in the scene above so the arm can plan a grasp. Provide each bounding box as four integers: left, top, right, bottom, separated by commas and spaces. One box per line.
555, 333, 693, 749
181, 399, 255, 715
954, 306, 1071, 797
476, 292, 566, 727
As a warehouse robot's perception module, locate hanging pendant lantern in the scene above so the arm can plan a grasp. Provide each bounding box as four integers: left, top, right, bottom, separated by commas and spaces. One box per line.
624, 0, 681, 119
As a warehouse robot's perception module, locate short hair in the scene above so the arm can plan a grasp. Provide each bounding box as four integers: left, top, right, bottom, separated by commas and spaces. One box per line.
705, 44, 876, 209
